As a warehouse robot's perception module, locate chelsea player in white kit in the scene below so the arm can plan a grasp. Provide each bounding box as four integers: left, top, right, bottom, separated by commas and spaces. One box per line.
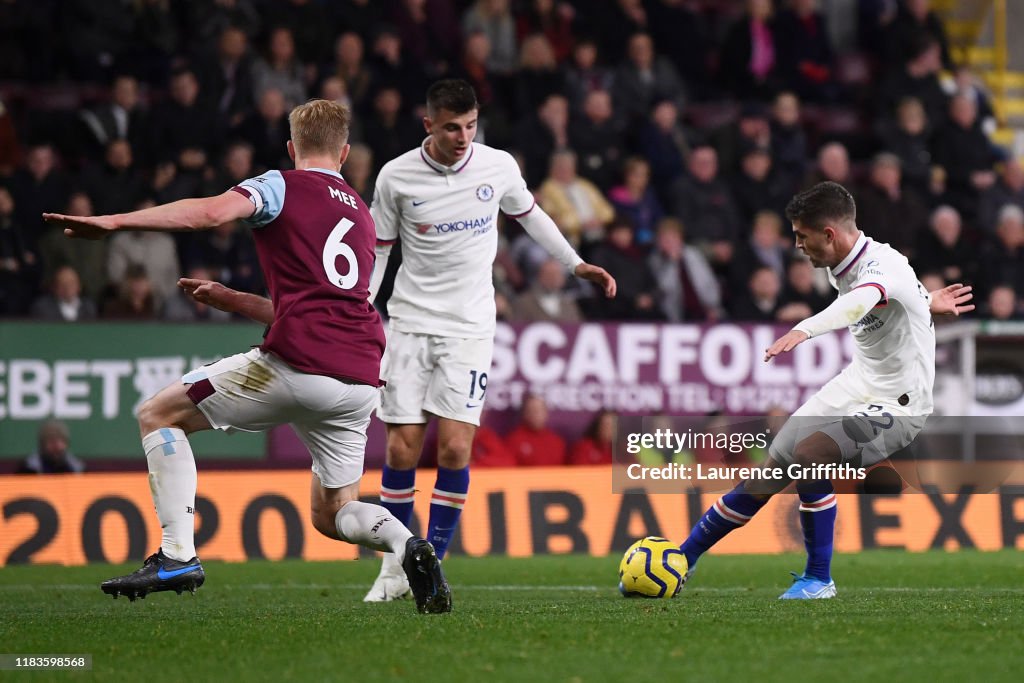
364, 80, 616, 601
677, 182, 974, 599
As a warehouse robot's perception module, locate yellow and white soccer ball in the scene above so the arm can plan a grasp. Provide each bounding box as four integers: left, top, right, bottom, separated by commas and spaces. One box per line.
618, 537, 688, 598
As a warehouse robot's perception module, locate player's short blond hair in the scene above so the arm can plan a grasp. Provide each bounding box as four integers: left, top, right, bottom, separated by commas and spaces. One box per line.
288, 99, 350, 158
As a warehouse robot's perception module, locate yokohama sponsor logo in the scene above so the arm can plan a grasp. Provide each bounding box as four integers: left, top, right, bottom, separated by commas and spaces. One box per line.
417, 214, 494, 234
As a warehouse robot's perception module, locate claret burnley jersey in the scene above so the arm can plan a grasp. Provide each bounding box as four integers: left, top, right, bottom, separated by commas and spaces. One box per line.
825, 232, 936, 414
232, 168, 385, 386
370, 140, 537, 339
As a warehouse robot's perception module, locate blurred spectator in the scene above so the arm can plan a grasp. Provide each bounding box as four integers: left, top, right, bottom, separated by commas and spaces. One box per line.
471, 421, 517, 468
669, 145, 740, 246
647, 217, 721, 322
774, 0, 836, 102
932, 94, 999, 223
537, 149, 614, 247
182, 220, 262, 295
514, 33, 567, 119
780, 257, 830, 315
730, 264, 783, 321
511, 258, 582, 323
608, 157, 663, 246
185, 0, 262, 47
204, 142, 256, 197
720, 0, 781, 100
612, 32, 686, 128
333, 0, 384, 40
980, 205, 1024, 298
807, 141, 851, 187
107, 214, 180, 306
505, 394, 566, 467
389, 0, 460, 78
129, 0, 179, 84
587, 216, 660, 320
569, 89, 624, 192
266, 0, 334, 66
770, 91, 807, 191
0, 95, 21, 178
162, 266, 233, 322
10, 144, 71, 248
37, 192, 107, 303
564, 38, 614, 111
362, 86, 421, 176
30, 265, 97, 322
954, 67, 997, 135
515, 93, 570, 188
327, 32, 373, 115
591, 0, 651, 64
731, 210, 790, 288
715, 101, 772, 176
569, 410, 615, 466
453, 32, 504, 138
344, 143, 375, 199
368, 24, 429, 107
0, 186, 35, 315
884, 0, 952, 71
17, 419, 85, 475
877, 97, 935, 199
78, 75, 151, 162
102, 263, 158, 320
979, 159, 1024, 235
645, 0, 711, 91
856, 152, 928, 257
986, 285, 1020, 321
80, 139, 145, 215
913, 206, 978, 287
319, 77, 363, 143
198, 26, 256, 131
639, 99, 692, 201
150, 68, 219, 164
251, 26, 307, 109
462, 0, 518, 75
876, 32, 948, 131
517, 0, 574, 64
235, 88, 292, 171
62, 0, 137, 82
730, 143, 790, 225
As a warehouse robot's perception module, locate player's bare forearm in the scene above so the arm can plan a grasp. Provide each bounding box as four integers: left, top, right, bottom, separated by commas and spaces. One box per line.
178, 278, 274, 325
44, 191, 253, 239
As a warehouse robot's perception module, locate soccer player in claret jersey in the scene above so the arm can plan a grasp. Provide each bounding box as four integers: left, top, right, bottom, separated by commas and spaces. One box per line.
677, 181, 974, 599
185, 79, 616, 601
42, 100, 452, 614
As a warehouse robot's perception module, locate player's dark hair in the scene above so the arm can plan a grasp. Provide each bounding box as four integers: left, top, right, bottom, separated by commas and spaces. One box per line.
426, 79, 478, 116
785, 181, 856, 232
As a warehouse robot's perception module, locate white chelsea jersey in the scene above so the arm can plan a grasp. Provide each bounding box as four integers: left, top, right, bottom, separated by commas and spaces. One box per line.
371, 140, 535, 338
827, 232, 936, 414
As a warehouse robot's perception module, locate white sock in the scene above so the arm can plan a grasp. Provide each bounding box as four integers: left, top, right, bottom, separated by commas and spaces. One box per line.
335, 501, 413, 562
381, 550, 402, 573
142, 428, 197, 562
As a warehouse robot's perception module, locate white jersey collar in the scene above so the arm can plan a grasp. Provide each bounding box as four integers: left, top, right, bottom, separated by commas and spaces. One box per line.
419, 138, 474, 175
831, 231, 870, 279
306, 167, 345, 180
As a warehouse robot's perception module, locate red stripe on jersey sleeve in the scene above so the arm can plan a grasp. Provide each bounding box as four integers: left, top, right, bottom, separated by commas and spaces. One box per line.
855, 282, 887, 307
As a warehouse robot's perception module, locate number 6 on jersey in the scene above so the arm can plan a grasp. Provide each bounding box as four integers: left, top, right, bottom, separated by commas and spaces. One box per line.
322, 217, 359, 289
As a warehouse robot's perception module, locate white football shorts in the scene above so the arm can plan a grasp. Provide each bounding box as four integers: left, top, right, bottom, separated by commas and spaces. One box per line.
769, 371, 927, 468
182, 348, 380, 488
378, 329, 493, 426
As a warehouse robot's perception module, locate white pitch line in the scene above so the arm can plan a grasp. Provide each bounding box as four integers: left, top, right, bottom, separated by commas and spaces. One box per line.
1, 584, 1023, 593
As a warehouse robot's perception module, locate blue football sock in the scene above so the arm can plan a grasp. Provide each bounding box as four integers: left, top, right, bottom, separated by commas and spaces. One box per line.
427, 466, 469, 560
797, 479, 837, 582
680, 483, 767, 568
379, 465, 416, 529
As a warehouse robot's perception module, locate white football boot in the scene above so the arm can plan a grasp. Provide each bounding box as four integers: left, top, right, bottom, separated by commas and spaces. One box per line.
363, 552, 412, 602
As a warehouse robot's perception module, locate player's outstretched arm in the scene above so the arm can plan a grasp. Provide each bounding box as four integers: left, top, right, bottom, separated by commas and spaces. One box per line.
574, 263, 617, 298
764, 285, 883, 362
929, 283, 974, 316
44, 191, 254, 240
178, 278, 274, 325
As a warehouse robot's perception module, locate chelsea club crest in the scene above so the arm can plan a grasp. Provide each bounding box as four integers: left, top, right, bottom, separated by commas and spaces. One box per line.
476, 184, 494, 202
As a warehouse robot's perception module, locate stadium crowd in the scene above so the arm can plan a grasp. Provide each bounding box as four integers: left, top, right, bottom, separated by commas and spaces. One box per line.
0, 0, 1021, 324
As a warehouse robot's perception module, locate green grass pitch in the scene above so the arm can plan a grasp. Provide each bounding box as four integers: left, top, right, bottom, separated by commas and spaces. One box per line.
2, 551, 1022, 682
